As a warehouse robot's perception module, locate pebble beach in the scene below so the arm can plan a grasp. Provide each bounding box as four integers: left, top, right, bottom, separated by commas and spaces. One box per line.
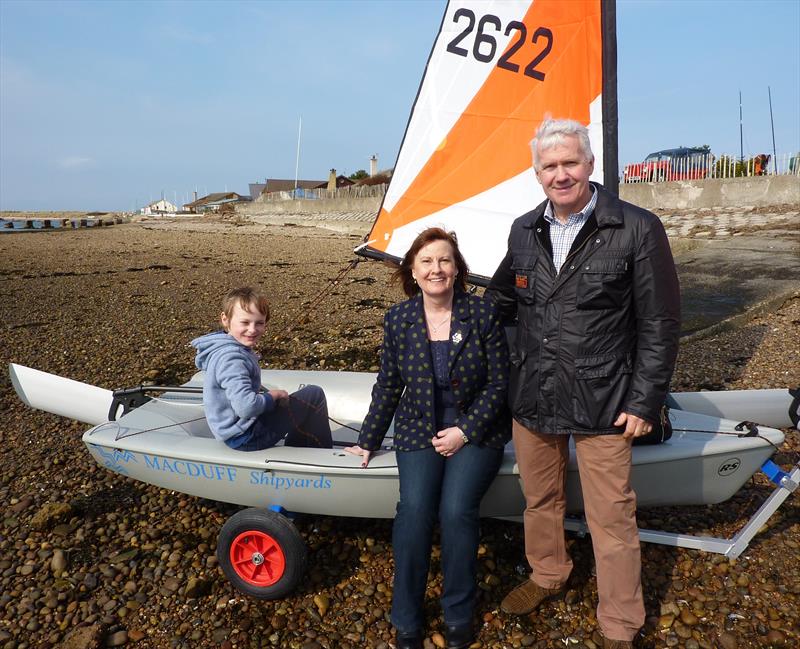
1, 212, 798, 649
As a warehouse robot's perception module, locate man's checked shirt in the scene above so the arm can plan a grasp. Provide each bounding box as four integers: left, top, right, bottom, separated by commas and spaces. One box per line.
543, 187, 598, 273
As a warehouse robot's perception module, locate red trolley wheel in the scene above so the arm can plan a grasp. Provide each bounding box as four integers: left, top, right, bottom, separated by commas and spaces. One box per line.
217, 508, 306, 599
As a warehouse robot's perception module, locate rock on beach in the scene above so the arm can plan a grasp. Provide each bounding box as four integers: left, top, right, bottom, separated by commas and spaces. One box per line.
0, 212, 798, 648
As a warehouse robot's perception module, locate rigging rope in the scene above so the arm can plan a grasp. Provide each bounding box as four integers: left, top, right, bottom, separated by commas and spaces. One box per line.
670, 424, 783, 452
281, 257, 365, 338
113, 392, 365, 444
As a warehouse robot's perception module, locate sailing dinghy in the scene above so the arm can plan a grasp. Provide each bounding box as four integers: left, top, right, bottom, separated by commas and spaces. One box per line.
8, 0, 799, 599
9, 361, 797, 599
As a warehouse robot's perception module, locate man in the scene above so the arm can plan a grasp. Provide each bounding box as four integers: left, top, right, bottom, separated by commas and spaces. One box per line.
486, 118, 680, 648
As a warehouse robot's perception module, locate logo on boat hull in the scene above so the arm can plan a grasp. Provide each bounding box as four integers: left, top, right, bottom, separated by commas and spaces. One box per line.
717, 457, 741, 476
93, 445, 137, 475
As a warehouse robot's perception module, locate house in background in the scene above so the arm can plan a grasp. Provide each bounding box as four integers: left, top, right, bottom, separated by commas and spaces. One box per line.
248, 182, 266, 200
184, 192, 252, 213
257, 170, 354, 199
183, 192, 251, 214
262, 178, 326, 193
141, 199, 177, 215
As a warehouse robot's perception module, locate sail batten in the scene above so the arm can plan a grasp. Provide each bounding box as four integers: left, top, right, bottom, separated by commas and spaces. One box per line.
360, 0, 616, 281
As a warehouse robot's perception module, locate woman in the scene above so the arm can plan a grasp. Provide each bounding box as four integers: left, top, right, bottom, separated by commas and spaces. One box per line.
346, 228, 510, 649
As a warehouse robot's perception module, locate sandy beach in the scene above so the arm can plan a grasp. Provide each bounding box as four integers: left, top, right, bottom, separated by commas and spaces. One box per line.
1, 214, 798, 649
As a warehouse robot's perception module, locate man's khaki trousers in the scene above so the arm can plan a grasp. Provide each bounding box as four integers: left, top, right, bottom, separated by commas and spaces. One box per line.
512, 420, 645, 642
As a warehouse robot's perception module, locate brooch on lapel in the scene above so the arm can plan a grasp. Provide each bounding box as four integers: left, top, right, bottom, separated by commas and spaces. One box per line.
451, 331, 462, 344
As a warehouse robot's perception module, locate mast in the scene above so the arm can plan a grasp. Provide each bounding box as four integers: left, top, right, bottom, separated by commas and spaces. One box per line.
294, 117, 302, 193
768, 87, 778, 175
601, 0, 619, 194
739, 90, 744, 162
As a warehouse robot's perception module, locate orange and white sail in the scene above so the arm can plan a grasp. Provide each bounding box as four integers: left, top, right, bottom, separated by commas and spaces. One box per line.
359, 0, 617, 282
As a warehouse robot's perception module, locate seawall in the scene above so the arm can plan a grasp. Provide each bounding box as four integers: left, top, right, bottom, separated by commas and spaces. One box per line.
619, 175, 800, 210
236, 195, 382, 217
236, 176, 799, 218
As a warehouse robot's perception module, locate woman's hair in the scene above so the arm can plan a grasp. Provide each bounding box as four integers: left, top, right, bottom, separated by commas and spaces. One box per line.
392, 227, 469, 297
221, 287, 270, 323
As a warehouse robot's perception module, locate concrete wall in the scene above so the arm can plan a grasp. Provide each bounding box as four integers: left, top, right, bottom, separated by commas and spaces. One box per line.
237, 175, 799, 217
236, 195, 382, 216
619, 175, 800, 210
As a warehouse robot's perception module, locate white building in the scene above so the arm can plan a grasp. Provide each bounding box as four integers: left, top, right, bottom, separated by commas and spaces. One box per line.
141, 199, 177, 215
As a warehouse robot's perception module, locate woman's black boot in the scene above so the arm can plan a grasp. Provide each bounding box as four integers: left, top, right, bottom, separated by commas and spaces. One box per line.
445, 622, 475, 649
395, 629, 424, 649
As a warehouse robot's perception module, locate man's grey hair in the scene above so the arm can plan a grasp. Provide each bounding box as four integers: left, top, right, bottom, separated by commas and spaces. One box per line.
530, 118, 594, 169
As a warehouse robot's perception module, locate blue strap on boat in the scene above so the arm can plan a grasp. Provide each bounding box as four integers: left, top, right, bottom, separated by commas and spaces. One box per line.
761, 460, 795, 490
268, 504, 298, 519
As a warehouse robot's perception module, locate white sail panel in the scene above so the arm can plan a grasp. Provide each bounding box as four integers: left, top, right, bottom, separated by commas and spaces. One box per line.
384, 0, 536, 213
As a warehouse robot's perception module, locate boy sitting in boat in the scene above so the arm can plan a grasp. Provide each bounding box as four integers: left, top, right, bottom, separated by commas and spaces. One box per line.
191, 286, 333, 451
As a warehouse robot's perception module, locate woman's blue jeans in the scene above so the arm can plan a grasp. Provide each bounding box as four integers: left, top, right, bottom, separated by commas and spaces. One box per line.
392, 444, 503, 632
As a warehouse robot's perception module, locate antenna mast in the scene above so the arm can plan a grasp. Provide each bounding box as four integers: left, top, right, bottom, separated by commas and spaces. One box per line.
739, 91, 744, 162
768, 87, 778, 175
294, 117, 302, 192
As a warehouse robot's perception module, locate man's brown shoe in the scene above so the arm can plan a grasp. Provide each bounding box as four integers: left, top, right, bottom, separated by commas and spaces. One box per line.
602, 638, 633, 649
500, 580, 564, 615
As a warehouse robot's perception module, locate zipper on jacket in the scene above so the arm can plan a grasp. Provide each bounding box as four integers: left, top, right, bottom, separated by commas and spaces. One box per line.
557, 227, 600, 277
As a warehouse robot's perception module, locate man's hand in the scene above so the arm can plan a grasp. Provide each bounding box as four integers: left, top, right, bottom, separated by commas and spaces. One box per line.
614, 412, 652, 440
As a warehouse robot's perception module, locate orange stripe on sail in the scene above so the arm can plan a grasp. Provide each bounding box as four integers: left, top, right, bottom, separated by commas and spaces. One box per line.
369, 0, 602, 253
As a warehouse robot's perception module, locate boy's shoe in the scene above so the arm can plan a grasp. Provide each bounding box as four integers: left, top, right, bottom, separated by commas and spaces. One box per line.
500, 579, 564, 615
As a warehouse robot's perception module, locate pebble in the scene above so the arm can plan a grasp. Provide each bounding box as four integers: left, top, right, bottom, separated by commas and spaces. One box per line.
313, 594, 329, 617
50, 549, 66, 576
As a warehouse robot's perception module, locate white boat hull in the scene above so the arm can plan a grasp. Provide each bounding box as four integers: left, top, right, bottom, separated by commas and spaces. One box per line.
10, 364, 785, 517
668, 388, 798, 430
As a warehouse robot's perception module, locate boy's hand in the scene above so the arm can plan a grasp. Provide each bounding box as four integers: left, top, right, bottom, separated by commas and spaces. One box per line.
268, 389, 290, 406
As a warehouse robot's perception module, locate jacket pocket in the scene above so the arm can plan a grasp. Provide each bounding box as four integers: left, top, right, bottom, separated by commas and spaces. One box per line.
572, 352, 632, 429
576, 259, 629, 310
509, 348, 536, 419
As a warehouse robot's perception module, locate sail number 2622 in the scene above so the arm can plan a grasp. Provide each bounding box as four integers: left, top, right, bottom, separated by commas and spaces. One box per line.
445, 9, 553, 81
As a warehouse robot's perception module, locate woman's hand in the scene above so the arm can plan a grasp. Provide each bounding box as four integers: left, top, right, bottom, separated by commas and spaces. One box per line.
344, 445, 373, 468
431, 427, 467, 457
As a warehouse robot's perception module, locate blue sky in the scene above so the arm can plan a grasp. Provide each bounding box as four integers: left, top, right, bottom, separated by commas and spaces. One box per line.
1, 0, 798, 212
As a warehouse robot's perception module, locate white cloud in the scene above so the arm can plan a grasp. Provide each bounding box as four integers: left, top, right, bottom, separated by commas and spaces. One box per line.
58, 156, 94, 169
156, 25, 214, 45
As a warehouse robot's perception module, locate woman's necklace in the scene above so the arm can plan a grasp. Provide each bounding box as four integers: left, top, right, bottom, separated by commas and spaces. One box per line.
426, 312, 451, 334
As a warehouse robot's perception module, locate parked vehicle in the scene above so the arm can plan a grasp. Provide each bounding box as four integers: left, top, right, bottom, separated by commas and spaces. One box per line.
624, 145, 713, 183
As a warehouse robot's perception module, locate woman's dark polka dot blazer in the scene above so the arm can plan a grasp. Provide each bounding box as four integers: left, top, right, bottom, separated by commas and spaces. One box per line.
358, 290, 511, 452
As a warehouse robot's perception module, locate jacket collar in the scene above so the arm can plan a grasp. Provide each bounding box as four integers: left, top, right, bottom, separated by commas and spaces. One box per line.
590, 182, 624, 228
524, 182, 623, 230
448, 291, 472, 372
400, 291, 473, 374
